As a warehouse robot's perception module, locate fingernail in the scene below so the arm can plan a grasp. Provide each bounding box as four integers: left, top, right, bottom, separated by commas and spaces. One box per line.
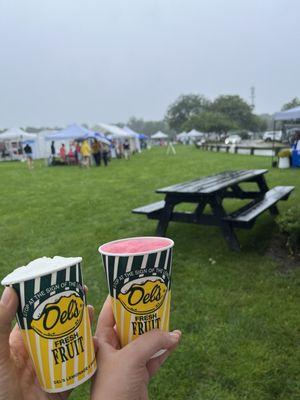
172, 330, 182, 336
169, 330, 181, 343
1, 287, 13, 306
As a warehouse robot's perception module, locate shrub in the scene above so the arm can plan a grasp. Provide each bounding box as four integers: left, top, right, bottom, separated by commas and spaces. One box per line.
277, 206, 300, 256
277, 149, 291, 158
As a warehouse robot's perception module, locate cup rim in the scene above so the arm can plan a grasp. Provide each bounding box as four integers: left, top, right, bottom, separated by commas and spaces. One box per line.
1, 257, 82, 286
98, 236, 174, 257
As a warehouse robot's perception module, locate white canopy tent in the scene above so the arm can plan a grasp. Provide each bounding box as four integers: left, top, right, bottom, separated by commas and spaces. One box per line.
151, 131, 168, 139
0, 128, 37, 141
0, 128, 38, 160
187, 129, 204, 138
123, 126, 139, 136
97, 123, 137, 154
97, 123, 130, 138
36, 130, 58, 158
123, 126, 141, 152
176, 131, 189, 144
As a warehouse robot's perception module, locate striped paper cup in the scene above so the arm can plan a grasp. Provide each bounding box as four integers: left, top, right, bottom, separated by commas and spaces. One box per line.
1, 256, 97, 393
99, 237, 174, 354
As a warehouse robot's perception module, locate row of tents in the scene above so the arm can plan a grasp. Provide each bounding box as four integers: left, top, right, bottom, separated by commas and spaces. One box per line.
0, 123, 154, 160
3, 104, 300, 160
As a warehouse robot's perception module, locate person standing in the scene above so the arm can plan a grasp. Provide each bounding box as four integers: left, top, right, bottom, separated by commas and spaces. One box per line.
75, 141, 81, 165
24, 143, 33, 169
123, 139, 130, 160
92, 139, 101, 166
50, 141, 55, 155
81, 140, 91, 167
102, 143, 109, 166
59, 143, 66, 161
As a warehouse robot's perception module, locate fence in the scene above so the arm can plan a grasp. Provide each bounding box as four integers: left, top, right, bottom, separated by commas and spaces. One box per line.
201, 143, 286, 157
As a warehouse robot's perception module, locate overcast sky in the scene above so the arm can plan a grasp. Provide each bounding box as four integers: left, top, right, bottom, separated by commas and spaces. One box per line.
0, 0, 299, 127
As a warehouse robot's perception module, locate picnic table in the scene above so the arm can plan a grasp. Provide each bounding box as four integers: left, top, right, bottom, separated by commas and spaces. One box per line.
132, 169, 295, 251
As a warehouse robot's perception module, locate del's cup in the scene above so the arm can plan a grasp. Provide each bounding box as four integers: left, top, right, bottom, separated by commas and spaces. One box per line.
98, 237, 174, 351
1, 256, 97, 393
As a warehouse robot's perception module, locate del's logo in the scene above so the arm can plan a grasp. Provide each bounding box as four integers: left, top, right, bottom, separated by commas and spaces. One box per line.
118, 277, 167, 315
31, 291, 84, 339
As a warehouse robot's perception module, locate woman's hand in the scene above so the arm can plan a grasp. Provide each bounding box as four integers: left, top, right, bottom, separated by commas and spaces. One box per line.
91, 297, 181, 400
0, 286, 93, 400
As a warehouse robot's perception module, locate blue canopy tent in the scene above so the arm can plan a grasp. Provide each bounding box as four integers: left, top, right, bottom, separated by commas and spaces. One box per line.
44, 124, 111, 165
138, 133, 148, 140
77, 131, 111, 145
274, 106, 300, 122
45, 124, 92, 141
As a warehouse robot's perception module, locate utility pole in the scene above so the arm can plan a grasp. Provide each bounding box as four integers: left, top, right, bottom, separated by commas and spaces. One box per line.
250, 86, 255, 110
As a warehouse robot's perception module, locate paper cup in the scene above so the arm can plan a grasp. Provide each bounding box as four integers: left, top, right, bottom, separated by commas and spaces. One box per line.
1, 256, 97, 393
99, 237, 174, 355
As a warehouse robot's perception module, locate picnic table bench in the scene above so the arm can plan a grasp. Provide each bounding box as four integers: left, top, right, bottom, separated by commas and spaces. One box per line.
132, 169, 295, 251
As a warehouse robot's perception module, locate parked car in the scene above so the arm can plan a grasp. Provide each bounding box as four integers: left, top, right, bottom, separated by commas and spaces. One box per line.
263, 131, 282, 142
224, 135, 241, 145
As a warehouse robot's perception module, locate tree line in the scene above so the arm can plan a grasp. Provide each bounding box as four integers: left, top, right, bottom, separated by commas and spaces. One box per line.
127, 95, 300, 137
21, 95, 300, 136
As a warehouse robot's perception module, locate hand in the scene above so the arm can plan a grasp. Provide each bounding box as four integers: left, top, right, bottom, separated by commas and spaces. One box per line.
0, 286, 94, 400
91, 297, 181, 400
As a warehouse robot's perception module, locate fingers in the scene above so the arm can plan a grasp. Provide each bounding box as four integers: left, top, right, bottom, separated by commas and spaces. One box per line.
95, 296, 114, 336
0, 287, 19, 359
147, 349, 171, 378
146, 330, 182, 378
88, 304, 94, 325
126, 329, 181, 364
87, 302, 99, 353
93, 336, 99, 353
94, 296, 120, 350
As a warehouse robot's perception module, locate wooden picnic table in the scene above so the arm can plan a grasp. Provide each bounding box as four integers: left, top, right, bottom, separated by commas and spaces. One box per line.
132, 169, 295, 251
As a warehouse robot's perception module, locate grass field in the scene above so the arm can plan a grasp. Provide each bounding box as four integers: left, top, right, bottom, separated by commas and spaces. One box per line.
1, 146, 299, 400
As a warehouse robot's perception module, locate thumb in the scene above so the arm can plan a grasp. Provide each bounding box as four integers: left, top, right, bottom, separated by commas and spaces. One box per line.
0, 287, 19, 358
125, 329, 181, 364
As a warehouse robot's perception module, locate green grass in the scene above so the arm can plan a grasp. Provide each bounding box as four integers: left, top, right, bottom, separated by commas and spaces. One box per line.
1, 147, 299, 400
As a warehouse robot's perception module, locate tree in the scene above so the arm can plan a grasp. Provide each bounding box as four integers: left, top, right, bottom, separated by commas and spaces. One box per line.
210, 95, 265, 132
209, 95, 253, 129
249, 114, 267, 132
182, 111, 237, 133
165, 94, 210, 133
259, 113, 274, 130
282, 97, 300, 111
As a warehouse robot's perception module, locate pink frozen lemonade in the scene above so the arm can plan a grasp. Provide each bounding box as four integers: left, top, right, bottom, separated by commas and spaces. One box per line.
100, 237, 173, 255
99, 236, 174, 354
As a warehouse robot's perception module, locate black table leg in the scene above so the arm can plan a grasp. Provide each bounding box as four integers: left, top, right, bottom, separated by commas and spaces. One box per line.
208, 196, 241, 251
194, 202, 206, 220
155, 197, 175, 236
256, 176, 279, 215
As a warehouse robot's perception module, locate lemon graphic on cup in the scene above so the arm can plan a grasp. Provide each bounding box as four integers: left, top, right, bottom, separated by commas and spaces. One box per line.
118, 277, 167, 315
31, 291, 84, 339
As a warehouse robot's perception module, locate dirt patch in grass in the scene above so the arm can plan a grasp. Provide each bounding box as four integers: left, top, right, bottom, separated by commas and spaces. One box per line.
266, 234, 300, 272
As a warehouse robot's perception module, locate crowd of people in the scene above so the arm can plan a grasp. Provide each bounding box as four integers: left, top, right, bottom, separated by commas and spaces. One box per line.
50, 139, 113, 167
0, 136, 142, 169
49, 138, 134, 167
